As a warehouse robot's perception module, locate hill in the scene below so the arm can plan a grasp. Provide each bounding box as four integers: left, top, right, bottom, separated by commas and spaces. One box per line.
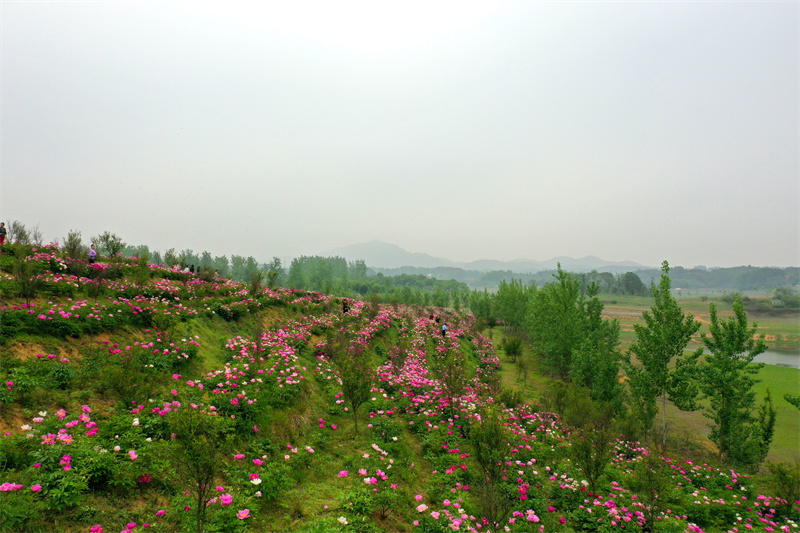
323, 240, 649, 272
0, 243, 797, 532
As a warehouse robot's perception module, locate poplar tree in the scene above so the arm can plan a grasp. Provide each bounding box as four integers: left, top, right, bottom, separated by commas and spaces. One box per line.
698, 297, 774, 468
623, 261, 701, 445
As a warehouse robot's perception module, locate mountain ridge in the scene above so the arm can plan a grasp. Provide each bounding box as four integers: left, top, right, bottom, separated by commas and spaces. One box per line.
321, 240, 651, 273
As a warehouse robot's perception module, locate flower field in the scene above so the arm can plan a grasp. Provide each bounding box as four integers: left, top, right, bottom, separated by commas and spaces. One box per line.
0, 244, 797, 532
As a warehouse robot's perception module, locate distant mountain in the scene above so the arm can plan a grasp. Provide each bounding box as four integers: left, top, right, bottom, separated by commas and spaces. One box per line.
321, 241, 650, 273
321, 240, 457, 269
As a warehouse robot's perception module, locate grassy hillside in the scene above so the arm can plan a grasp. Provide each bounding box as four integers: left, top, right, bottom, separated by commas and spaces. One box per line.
0, 244, 798, 533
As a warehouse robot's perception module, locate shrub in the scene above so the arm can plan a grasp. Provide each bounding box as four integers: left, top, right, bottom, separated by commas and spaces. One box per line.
767, 461, 800, 519
569, 424, 612, 493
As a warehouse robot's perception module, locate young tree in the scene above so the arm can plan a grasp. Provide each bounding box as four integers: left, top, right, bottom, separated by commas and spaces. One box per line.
471, 408, 514, 527
572, 283, 624, 408
248, 269, 265, 297
168, 408, 232, 533
30, 224, 43, 245
93, 231, 126, 257
163, 248, 179, 267
527, 266, 583, 379
495, 279, 534, 334
63, 230, 84, 259
698, 297, 773, 468
8, 220, 30, 245
329, 332, 373, 434
622, 261, 702, 445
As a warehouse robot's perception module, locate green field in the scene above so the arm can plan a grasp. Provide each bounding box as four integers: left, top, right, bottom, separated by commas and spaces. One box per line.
491, 293, 800, 465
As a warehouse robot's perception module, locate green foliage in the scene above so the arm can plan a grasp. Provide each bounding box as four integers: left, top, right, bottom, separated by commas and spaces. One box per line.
249, 268, 265, 297
622, 261, 702, 445
502, 336, 523, 363
495, 279, 535, 333
12, 251, 43, 306
785, 394, 800, 410
63, 229, 84, 260
698, 297, 772, 469
629, 450, 674, 532
767, 461, 800, 519
571, 283, 624, 408
470, 409, 514, 527
527, 266, 584, 379
7, 220, 30, 245
335, 341, 374, 434
169, 407, 234, 533
569, 424, 613, 493
93, 231, 126, 257
163, 248, 178, 267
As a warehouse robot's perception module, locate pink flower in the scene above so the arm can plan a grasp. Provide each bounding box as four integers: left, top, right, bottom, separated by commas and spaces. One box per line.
559, 517, 566, 524
338, 471, 348, 477
31, 484, 42, 492
253, 459, 263, 466
236, 509, 250, 519
220, 494, 233, 506
416, 494, 423, 502
156, 510, 165, 516
431, 511, 440, 519
90, 526, 104, 533
416, 504, 428, 512
128, 450, 138, 461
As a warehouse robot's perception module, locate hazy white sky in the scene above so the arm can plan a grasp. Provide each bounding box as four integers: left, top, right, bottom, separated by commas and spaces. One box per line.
3, 1, 798, 268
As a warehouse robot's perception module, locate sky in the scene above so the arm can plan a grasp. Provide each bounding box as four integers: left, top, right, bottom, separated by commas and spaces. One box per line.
3, 0, 798, 269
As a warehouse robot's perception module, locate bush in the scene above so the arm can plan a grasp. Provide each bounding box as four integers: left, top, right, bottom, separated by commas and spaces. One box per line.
767, 461, 800, 519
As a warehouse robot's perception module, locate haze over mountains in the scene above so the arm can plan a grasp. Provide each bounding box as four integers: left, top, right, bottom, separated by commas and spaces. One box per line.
322, 240, 650, 273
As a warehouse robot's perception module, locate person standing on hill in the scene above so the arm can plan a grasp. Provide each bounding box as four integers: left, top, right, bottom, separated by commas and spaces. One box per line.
0, 223, 6, 245
88, 244, 97, 264
441, 323, 448, 337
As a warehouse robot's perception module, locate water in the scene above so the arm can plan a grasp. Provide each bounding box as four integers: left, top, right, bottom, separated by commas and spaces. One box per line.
754, 350, 800, 369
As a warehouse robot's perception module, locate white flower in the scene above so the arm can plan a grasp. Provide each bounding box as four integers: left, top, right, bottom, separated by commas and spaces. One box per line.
338, 517, 348, 525
250, 478, 262, 485
38, 411, 47, 417
20, 424, 31, 431
132, 418, 140, 426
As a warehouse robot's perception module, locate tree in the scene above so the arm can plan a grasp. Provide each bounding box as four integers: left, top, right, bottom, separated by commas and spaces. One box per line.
93, 231, 126, 257
527, 266, 583, 379
622, 261, 702, 445
168, 408, 232, 533
330, 333, 374, 434
7, 220, 30, 245
471, 409, 514, 527
620, 272, 648, 296
571, 283, 624, 408
698, 297, 773, 468
248, 269, 265, 297
62, 230, 84, 260
163, 248, 179, 268
495, 279, 534, 333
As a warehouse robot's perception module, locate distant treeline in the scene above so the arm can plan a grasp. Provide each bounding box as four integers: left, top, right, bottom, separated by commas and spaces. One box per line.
121, 246, 469, 305
373, 265, 800, 291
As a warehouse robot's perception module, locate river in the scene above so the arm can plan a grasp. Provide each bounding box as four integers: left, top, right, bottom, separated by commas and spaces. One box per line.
754, 350, 800, 369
